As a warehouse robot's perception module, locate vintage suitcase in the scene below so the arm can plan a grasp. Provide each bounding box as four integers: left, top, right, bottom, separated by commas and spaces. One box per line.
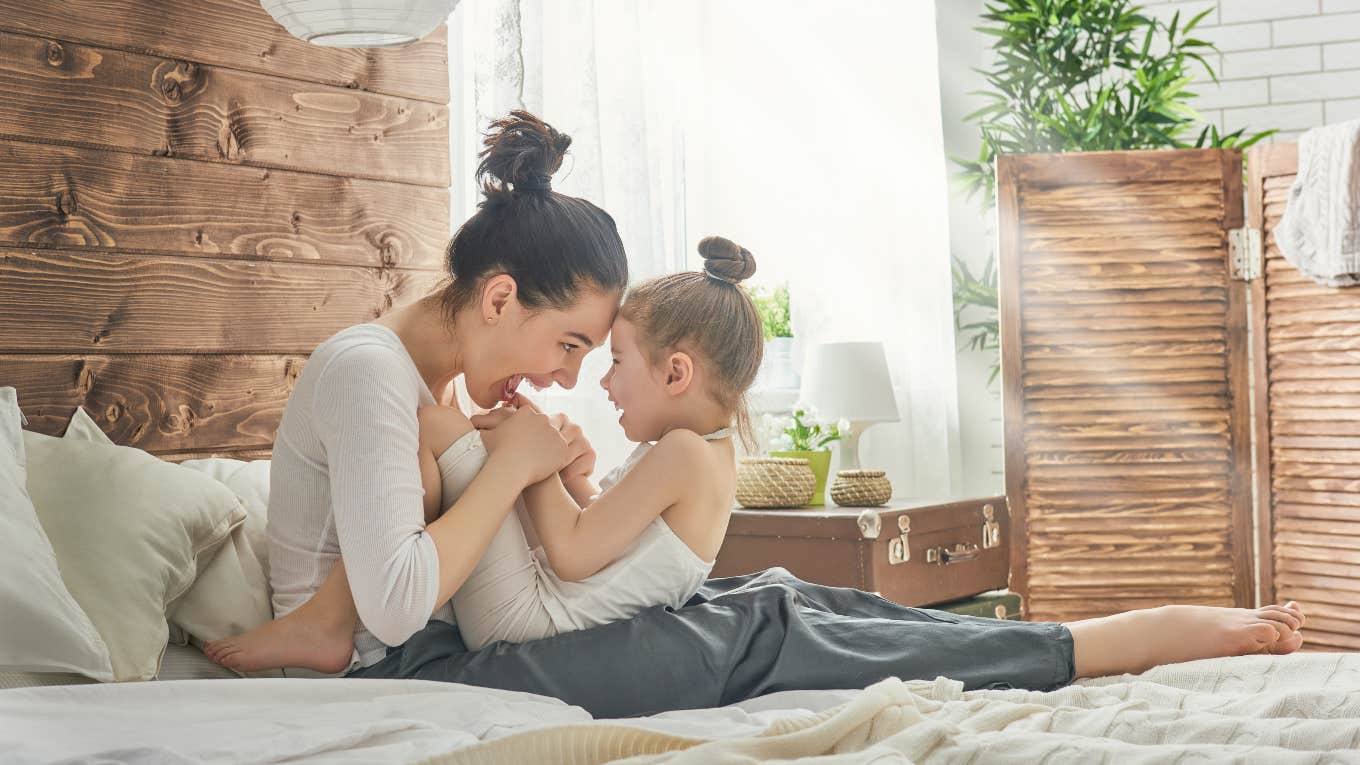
933, 590, 1023, 621
712, 496, 1009, 607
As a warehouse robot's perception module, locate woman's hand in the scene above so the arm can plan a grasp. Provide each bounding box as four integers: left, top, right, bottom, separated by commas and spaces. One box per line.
553, 415, 596, 482
495, 393, 594, 476
471, 405, 570, 485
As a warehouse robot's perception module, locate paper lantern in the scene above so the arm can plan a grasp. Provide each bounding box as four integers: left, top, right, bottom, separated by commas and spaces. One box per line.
261, 0, 459, 48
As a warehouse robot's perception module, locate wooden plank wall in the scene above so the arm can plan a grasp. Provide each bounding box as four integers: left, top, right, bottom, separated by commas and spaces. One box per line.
0, 0, 451, 459
1249, 142, 1360, 651
998, 149, 1255, 622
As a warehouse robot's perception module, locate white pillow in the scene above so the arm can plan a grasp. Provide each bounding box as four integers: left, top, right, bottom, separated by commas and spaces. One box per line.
172, 458, 274, 646
25, 414, 246, 681
0, 389, 113, 681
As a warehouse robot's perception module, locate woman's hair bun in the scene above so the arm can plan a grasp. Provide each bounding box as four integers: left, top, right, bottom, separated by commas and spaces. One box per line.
477, 110, 571, 198
698, 236, 757, 284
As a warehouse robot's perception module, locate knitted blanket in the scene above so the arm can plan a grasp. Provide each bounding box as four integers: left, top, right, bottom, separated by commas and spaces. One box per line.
1276, 119, 1360, 287
429, 653, 1360, 764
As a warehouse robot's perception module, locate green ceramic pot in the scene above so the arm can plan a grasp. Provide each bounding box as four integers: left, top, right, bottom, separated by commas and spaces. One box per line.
770, 449, 832, 506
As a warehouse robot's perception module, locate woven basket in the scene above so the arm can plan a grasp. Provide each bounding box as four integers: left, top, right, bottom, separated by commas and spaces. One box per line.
830, 470, 892, 507
736, 457, 815, 508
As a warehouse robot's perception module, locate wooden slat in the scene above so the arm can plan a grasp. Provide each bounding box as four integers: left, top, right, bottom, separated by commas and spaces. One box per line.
1252, 142, 1360, 653
0, 0, 449, 104
0, 31, 450, 187
0, 248, 440, 352
999, 149, 1251, 620
3, 354, 301, 453
0, 139, 449, 266
1006, 149, 1227, 186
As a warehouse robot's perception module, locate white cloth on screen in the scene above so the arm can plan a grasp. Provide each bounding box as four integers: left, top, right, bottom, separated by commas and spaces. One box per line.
1275, 118, 1360, 287
450, 429, 727, 651
266, 323, 453, 670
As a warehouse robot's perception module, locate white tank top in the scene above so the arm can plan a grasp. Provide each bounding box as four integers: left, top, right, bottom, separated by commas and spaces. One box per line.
534, 428, 730, 633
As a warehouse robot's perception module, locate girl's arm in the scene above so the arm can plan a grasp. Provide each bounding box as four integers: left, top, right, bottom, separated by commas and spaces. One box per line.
522, 429, 708, 582
562, 475, 599, 508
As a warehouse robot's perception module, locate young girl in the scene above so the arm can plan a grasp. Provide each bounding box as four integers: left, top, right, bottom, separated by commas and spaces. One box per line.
206, 234, 765, 671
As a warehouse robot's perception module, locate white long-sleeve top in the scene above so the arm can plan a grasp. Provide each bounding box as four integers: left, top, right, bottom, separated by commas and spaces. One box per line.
266, 323, 453, 669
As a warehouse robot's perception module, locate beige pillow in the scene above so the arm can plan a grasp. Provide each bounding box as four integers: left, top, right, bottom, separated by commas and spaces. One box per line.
24, 415, 246, 681
171, 458, 273, 646
0, 389, 113, 681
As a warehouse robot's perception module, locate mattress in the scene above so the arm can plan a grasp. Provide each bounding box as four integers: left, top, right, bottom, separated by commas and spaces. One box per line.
0, 643, 237, 689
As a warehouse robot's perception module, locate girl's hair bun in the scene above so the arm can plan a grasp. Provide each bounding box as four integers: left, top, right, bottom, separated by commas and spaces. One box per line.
698, 236, 757, 284
477, 110, 571, 200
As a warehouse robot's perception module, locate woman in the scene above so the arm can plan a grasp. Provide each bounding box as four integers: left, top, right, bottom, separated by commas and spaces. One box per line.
267, 111, 1303, 718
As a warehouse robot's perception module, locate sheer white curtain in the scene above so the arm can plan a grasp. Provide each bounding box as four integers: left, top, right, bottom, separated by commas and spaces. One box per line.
448, 0, 962, 496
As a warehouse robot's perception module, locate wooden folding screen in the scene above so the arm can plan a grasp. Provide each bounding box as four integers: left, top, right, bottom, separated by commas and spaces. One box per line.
1249, 143, 1360, 651
998, 149, 1255, 622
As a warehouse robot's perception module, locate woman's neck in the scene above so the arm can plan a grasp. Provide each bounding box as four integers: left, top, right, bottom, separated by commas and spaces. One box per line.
374, 297, 463, 399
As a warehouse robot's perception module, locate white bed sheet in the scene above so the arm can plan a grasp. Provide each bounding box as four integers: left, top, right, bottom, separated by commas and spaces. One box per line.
0, 676, 851, 764
8, 654, 1358, 764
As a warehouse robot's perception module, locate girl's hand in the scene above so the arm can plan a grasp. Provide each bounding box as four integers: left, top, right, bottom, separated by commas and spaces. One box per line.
471, 406, 570, 485
502, 393, 593, 475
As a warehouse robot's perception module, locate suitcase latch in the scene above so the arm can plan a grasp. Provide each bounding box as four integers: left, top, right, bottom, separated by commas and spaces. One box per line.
926, 542, 980, 565
982, 504, 1001, 550
887, 516, 910, 565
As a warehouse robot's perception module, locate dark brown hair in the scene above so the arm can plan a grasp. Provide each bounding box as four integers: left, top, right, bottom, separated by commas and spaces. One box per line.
618, 236, 764, 449
438, 111, 629, 320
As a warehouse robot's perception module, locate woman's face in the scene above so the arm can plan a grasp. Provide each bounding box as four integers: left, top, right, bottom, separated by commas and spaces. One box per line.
600, 317, 670, 442
464, 281, 620, 410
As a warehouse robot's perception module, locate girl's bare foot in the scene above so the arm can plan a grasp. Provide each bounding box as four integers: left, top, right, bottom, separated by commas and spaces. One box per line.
1067, 601, 1306, 679
203, 606, 354, 675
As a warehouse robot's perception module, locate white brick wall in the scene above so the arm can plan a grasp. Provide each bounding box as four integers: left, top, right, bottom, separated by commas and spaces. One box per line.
1145, 0, 1360, 141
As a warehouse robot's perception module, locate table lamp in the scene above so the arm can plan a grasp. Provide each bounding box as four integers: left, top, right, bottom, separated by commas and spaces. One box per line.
799, 341, 900, 470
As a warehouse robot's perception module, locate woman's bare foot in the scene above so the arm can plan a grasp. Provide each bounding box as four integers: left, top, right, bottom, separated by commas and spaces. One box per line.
203, 606, 354, 675
1067, 601, 1306, 678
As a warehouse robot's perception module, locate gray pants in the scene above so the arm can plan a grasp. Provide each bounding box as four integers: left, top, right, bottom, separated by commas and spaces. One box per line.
348, 568, 1075, 718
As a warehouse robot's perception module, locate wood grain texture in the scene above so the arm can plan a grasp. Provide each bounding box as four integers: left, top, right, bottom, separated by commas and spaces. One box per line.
3, 354, 302, 453
998, 148, 1252, 623
0, 248, 441, 353
1249, 140, 1360, 652
0, 0, 449, 103
0, 31, 450, 186
0, 139, 449, 267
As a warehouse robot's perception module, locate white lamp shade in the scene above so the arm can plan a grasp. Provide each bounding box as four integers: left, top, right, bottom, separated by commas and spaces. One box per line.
799, 341, 900, 423
261, 0, 458, 48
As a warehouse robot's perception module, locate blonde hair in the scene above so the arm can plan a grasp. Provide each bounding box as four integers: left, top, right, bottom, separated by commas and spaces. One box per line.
618, 236, 764, 449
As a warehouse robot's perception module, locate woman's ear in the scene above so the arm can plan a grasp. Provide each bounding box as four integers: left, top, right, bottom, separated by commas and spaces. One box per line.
662, 351, 694, 396
480, 274, 518, 324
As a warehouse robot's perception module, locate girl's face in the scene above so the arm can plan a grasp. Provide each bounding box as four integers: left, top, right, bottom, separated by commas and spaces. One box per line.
465, 282, 620, 410
600, 317, 671, 442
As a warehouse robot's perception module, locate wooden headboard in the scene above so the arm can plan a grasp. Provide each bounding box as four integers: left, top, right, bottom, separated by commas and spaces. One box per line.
0, 0, 451, 460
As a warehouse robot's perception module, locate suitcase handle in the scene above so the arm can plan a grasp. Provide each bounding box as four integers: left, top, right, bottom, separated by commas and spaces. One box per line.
925, 542, 979, 565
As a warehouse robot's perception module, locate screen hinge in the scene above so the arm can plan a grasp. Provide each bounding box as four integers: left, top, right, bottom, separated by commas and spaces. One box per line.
1228, 227, 1263, 281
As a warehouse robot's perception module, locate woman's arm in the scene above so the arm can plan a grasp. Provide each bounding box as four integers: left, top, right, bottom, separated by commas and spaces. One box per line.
314, 346, 544, 647
522, 429, 707, 582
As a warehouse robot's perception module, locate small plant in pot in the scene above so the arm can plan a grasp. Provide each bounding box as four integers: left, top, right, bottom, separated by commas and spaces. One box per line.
769, 407, 846, 507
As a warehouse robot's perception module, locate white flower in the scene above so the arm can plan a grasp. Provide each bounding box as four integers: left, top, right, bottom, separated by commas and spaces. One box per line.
837, 418, 851, 438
